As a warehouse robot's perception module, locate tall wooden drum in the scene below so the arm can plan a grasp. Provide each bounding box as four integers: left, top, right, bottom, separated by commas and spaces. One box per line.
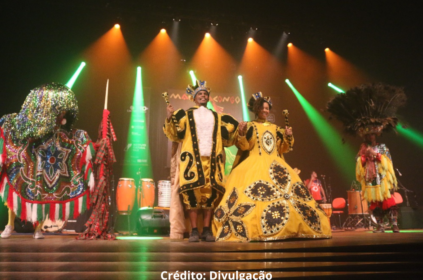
138, 179, 155, 208
116, 178, 135, 214
347, 190, 368, 215
320, 203, 332, 227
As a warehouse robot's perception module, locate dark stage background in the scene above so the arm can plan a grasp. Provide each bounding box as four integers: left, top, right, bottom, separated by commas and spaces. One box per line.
1, 1, 423, 226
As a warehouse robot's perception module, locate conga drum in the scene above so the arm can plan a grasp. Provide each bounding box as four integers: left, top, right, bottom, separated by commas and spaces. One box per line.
320, 203, 332, 227
158, 180, 171, 208
138, 179, 155, 208
347, 190, 368, 214
116, 178, 136, 214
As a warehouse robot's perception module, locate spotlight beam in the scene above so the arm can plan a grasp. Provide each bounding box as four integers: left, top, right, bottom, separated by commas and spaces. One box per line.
124, 66, 153, 178
328, 83, 345, 93
397, 124, 423, 150
66, 62, 86, 89
285, 79, 356, 180
189, 70, 197, 86
238, 75, 250, 121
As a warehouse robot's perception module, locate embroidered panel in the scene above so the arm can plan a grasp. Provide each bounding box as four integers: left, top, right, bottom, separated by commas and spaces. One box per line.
216, 153, 224, 182
291, 199, 322, 233
180, 151, 195, 181
261, 200, 290, 236
261, 130, 275, 155
230, 203, 256, 219
269, 161, 291, 192
213, 205, 229, 223
291, 182, 313, 202
226, 188, 239, 211
244, 180, 282, 202
215, 187, 255, 242
216, 220, 232, 241
230, 219, 249, 241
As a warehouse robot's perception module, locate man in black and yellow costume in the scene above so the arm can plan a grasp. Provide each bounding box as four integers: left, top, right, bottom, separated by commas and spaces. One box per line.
164, 80, 238, 242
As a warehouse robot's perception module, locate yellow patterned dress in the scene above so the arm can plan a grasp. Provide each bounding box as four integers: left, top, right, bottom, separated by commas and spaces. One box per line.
212, 121, 332, 242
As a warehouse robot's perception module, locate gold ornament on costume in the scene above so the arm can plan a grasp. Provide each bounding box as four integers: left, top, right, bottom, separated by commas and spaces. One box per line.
282, 110, 293, 151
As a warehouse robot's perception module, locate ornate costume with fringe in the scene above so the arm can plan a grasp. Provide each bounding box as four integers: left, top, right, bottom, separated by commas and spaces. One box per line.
356, 142, 397, 206
327, 83, 406, 232
213, 93, 332, 242
163, 80, 238, 210
78, 109, 117, 240
0, 84, 95, 223
163, 106, 238, 209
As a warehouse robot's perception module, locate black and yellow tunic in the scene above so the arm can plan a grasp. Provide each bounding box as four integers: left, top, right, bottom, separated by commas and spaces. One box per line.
163, 106, 238, 209
212, 121, 332, 241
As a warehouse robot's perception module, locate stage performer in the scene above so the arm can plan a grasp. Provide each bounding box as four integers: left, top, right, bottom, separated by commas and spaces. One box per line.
356, 132, 399, 233
327, 83, 406, 233
212, 92, 332, 242
0, 83, 95, 239
163, 80, 238, 242
304, 171, 327, 203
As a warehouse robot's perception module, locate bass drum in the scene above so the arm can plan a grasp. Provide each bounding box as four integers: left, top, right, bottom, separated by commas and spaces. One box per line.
42, 218, 66, 232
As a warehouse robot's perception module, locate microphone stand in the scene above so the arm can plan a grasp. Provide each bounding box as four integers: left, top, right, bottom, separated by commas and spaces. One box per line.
321, 175, 331, 203
396, 169, 413, 207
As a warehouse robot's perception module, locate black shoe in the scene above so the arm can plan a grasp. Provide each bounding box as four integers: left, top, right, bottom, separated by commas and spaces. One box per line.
189, 229, 200, 242
200, 228, 215, 242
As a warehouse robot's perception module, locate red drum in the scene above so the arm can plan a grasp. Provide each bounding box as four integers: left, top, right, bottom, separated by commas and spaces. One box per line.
138, 179, 155, 208
347, 190, 368, 215
116, 178, 135, 213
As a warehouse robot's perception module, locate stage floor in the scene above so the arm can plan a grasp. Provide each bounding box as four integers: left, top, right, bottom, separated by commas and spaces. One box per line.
1, 230, 423, 279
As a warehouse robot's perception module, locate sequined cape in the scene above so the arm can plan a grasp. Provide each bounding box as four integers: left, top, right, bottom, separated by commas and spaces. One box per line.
163, 106, 238, 195
212, 121, 332, 242
0, 122, 95, 223
356, 143, 398, 203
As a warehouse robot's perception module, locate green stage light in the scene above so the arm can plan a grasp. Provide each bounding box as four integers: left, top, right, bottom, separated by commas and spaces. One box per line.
123, 67, 153, 180
116, 236, 163, 240
189, 70, 197, 85
328, 83, 345, 93
66, 62, 86, 89
285, 79, 356, 181
238, 75, 250, 121
397, 124, 423, 150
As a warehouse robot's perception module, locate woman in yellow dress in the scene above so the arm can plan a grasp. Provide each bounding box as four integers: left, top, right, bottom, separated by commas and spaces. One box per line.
213, 92, 332, 241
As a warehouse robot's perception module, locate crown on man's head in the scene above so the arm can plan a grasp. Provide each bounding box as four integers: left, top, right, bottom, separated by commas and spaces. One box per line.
186, 80, 211, 101
252, 91, 272, 107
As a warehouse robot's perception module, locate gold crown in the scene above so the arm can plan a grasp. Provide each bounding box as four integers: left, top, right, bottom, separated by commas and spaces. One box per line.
186, 80, 210, 101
